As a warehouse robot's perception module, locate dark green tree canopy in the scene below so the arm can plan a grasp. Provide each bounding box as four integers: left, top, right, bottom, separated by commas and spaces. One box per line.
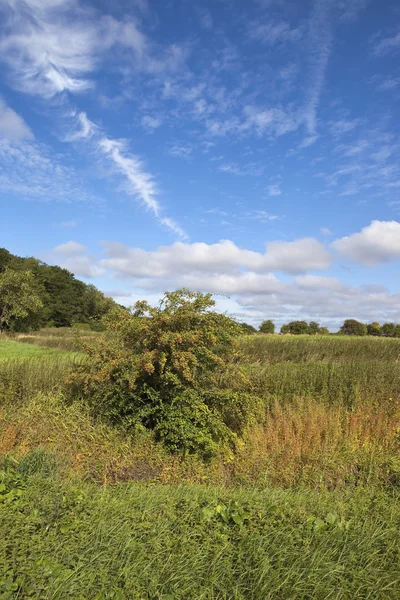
259, 320, 275, 334
340, 319, 367, 336
0, 247, 119, 331
367, 322, 382, 336
0, 268, 43, 330
281, 321, 310, 335
382, 323, 396, 337
308, 321, 320, 335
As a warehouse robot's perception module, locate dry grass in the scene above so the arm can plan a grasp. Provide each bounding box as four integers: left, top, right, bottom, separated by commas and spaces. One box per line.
232, 397, 400, 487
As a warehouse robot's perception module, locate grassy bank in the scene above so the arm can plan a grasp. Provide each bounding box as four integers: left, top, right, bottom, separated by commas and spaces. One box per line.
1, 470, 400, 599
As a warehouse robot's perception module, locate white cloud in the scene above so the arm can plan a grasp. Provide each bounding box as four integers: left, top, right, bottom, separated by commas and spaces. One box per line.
332, 220, 400, 266
266, 184, 281, 196
168, 144, 193, 159
66, 112, 97, 141
248, 19, 302, 46
51, 240, 104, 277
141, 115, 162, 131
54, 241, 86, 255
0, 97, 33, 141
98, 136, 186, 238
320, 227, 332, 235
82, 237, 400, 326
377, 77, 400, 91
101, 237, 331, 278
328, 119, 358, 136
59, 220, 77, 228
0, 137, 102, 204
372, 31, 400, 57
302, 0, 333, 138
0, 1, 182, 98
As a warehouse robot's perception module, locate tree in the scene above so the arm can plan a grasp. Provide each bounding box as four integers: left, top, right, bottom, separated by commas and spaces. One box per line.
394, 324, 400, 338
382, 322, 396, 337
287, 320, 309, 335
0, 269, 43, 330
340, 319, 367, 336
308, 321, 320, 335
70, 289, 259, 458
240, 322, 257, 335
367, 322, 382, 336
280, 324, 290, 334
259, 319, 275, 334
318, 327, 330, 335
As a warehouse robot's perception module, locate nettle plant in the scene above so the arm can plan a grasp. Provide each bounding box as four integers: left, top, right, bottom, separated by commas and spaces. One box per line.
70, 289, 259, 458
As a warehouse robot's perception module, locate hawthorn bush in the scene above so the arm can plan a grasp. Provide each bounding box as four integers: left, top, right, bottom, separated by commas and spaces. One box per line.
69, 289, 260, 458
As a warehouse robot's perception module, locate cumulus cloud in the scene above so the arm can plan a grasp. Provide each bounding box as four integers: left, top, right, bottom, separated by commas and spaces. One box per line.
0, 97, 33, 141
101, 237, 331, 278
52, 240, 104, 277
332, 220, 400, 266
54, 241, 87, 255
44, 233, 400, 327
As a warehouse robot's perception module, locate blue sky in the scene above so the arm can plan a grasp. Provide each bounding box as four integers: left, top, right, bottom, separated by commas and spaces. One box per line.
1, 0, 400, 328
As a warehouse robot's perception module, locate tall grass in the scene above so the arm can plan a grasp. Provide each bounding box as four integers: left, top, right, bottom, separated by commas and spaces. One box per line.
1, 473, 400, 599
245, 360, 400, 407
0, 356, 83, 406
240, 334, 400, 364
13, 327, 99, 351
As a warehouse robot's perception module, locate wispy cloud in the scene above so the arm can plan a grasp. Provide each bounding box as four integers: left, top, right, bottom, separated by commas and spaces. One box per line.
168, 144, 193, 159
372, 30, 400, 57
141, 115, 162, 132
218, 162, 265, 176
97, 134, 186, 238
0, 97, 33, 141
0, 0, 185, 98
266, 183, 281, 196
302, 0, 334, 139
0, 137, 102, 205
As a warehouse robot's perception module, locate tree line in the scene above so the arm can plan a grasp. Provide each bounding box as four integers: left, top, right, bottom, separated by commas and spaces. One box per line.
241, 318, 400, 337
0, 247, 118, 331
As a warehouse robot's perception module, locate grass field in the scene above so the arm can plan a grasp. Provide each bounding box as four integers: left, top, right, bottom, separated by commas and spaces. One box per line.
0, 339, 76, 361
1, 471, 400, 599
1, 332, 400, 598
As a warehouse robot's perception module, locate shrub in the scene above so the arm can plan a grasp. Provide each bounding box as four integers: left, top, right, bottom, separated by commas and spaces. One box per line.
69, 289, 254, 458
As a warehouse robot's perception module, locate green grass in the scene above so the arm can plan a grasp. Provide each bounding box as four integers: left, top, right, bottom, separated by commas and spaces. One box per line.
1, 469, 400, 599
0, 339, 76, 361
239, 334, 400, 364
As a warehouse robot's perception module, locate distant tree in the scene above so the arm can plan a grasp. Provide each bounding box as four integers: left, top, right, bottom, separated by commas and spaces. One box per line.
240, 322, 257, 335
340, 319, 367, 336
382, 322, 396, 337
0, 269, 43, 330
394, 324, 400, 338
259, 319, 275, 334
280, 324, 290, 334
318, 327, 330, 335
308, 321, 320, 335
367, 322, 382, 336
287, 320, 309, 335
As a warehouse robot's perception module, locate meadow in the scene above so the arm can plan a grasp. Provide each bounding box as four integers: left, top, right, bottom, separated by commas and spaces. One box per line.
1, 330, 400, 598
